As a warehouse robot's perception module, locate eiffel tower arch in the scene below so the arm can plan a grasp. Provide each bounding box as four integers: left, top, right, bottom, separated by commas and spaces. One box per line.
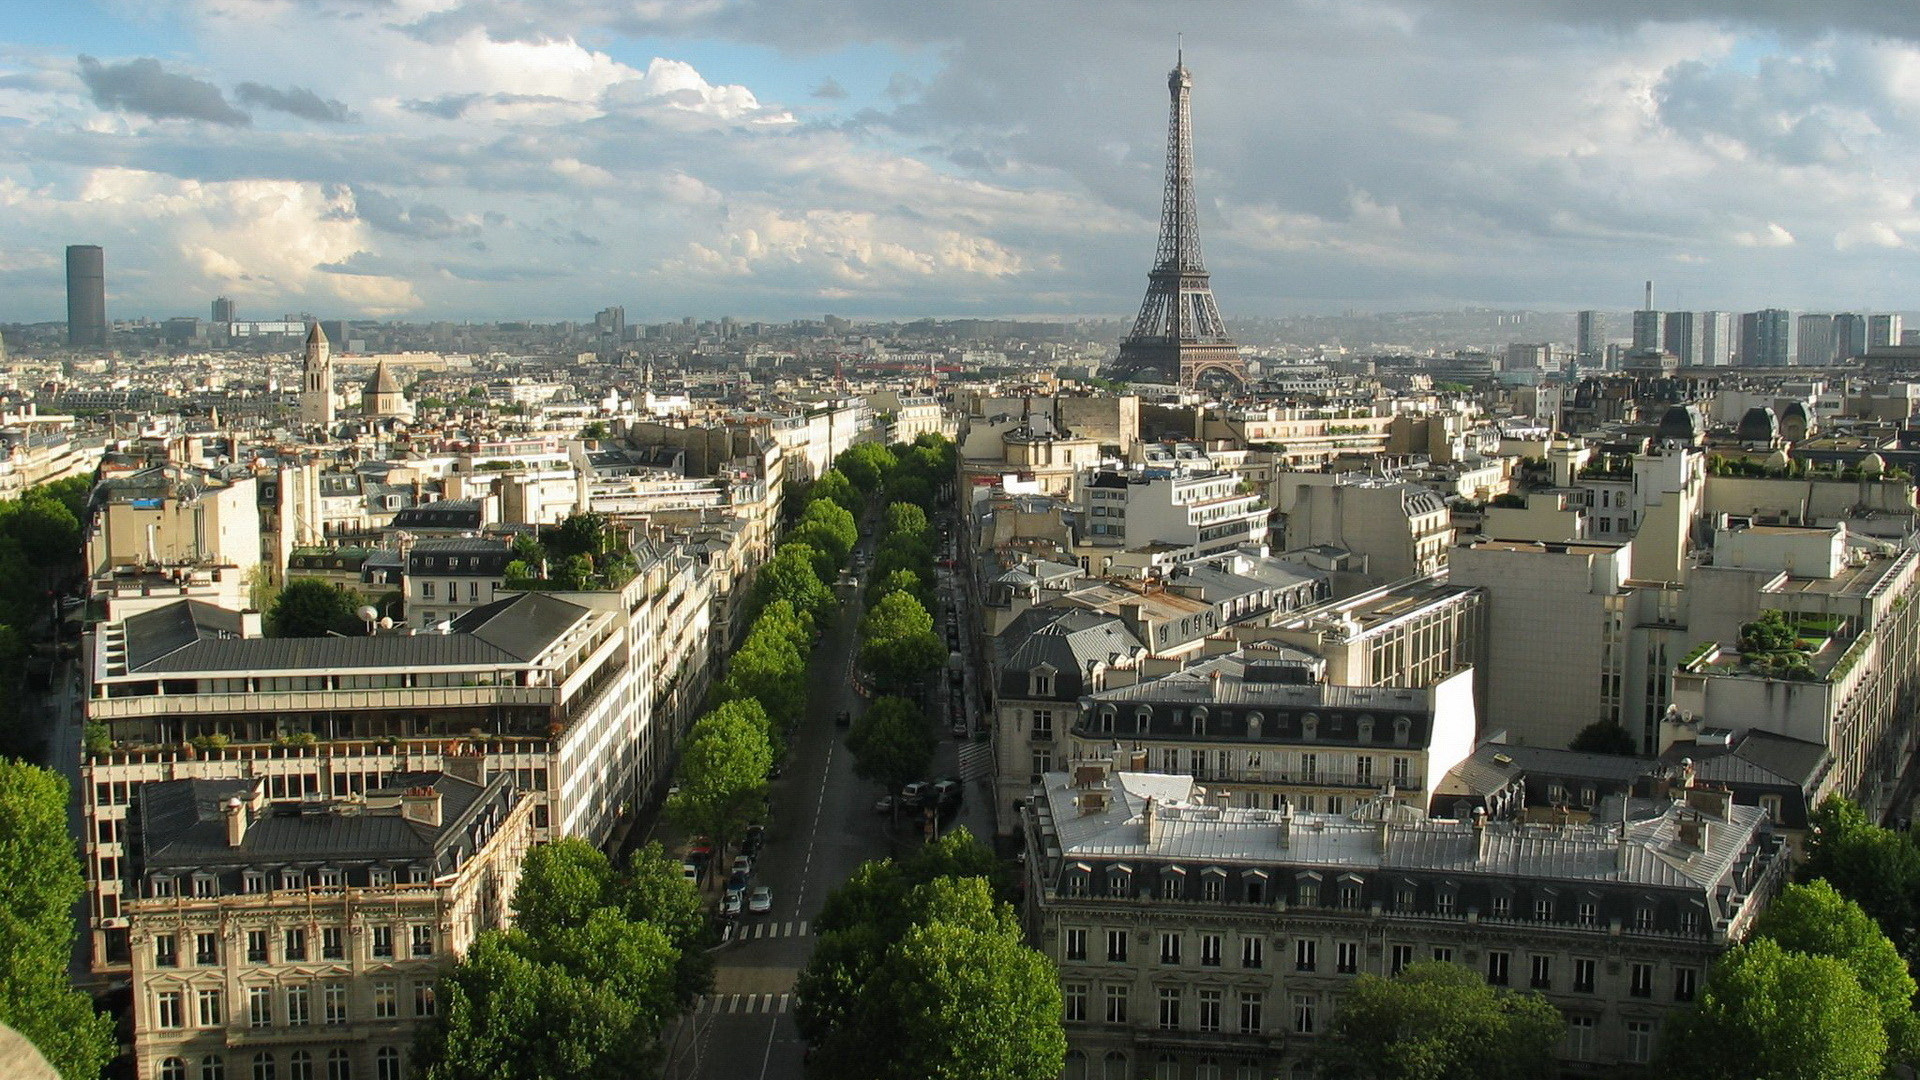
1111, 54, 1247, 391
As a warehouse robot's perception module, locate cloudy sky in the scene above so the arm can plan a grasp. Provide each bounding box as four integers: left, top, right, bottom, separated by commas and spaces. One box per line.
1, 0, 1918, 323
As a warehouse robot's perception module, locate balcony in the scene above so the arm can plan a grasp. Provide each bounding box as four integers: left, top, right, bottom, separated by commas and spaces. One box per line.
1185, 767, 1423, 793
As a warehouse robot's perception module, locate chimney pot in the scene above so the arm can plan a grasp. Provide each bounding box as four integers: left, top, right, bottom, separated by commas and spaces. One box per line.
223, 796, 247, 848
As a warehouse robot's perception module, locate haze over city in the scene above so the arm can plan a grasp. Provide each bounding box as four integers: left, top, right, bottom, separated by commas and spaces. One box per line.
3, 0, 1920, 322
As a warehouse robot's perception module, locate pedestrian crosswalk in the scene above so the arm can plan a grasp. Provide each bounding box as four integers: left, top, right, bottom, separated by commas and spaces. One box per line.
721, 920, 809, 942
957, 741, 992, 782
696, 993, 792, 1015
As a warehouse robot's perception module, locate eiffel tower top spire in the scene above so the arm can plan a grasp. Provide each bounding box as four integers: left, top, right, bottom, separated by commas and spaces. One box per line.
1113, 51, 1245, 390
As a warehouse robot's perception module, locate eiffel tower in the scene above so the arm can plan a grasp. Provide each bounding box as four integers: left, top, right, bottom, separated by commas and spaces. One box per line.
1112, 52, 1246, 389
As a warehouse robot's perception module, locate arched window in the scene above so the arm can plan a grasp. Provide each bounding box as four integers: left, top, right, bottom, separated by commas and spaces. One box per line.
1156, 1052, 1180, 1080
1064, 1051, 1089, 1080
1104, 1051, 1130, 1080
1393, 716, 1412, 746
1246, 712, 1262, 739
1356, 715, 1374, 742
375, 1048, 402, 1080
286, 1052, 312, 1080
325, 1049, 351, 1080
1301, 713, 1319, 740
201, 1056, 226, 1080
1192, 707, 1208, 735
252, 1053, 276, 1080
161, 1060, 188, 1080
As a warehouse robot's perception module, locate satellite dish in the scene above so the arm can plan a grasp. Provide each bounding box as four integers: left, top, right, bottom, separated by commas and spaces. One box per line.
356, 606, 379, 633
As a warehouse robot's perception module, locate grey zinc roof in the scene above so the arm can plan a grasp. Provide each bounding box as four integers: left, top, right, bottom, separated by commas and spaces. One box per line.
137, 772, 494, 870
453, 592, 593, 662
995, 608, 1145, 699
1088, 652, 1430, 712
123, 601, 246, 672
1044, 771, 1764, 891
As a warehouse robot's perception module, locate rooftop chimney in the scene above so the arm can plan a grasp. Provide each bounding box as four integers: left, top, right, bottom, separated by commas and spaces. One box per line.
1144, 796, 1159, 844
1277, 802, 1293, 849
401, 787, 443, 827
1470, 806, 1488, 859
223, 796, 247, 848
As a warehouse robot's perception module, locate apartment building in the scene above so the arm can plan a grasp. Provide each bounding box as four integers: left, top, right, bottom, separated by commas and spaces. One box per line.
1026, 767, 1787, 1078
404, 537, 513, 625
1078, 468, 1267, 567
1273, 475, 1451, 582
81, 545, 713, 978
126, 769, 535, 1080
1063, 649, 1478, 815
87, 463, 261, 578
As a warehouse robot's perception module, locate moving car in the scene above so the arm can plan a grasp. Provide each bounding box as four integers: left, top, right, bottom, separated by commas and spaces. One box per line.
748, 886, 773, 915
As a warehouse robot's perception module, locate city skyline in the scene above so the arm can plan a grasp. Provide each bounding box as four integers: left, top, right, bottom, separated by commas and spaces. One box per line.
2, 1, 1920, 322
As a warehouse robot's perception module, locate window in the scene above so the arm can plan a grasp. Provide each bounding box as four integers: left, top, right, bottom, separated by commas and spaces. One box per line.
1486, 951, 1510, 986
1107, 929, 1129, 963
372, 926, 394, 959
1634, 907, 1654, 932
288, 1051, 312, 1080
1680, 909, 1700, 934
153, 876, 176, 898
1198, 989, 1221, 1033
1104, 984, 1129, 1024
1032, 709, 1053, 738
1240, 992, 1265, 1035
1241, 937, 1263, 969
248, 930, 269, 963
414, 982, 437, 1017
284, 928, 307, 962
1391, 944, 1413, 975
1107, 871, 1131, 899
1204, 875, 1225, 903
420, 581, 435, 599
201, 1056, 226, 1080
1291, 993, 1315, 1034
1391, 756, 1411, 786
1630, 962, 1654, 998
194, 875, 217, 898
1067, 873, 1089, 899
1159, 873, 1182, 901
1339, 883, 1361, 909
1431, 946, 1454, 964
251, 1052, 276, 1080
1625, 1020, 1654, 1064
326, 1049, 351, 1080
468, 579, 480, 603
1064, 983, 1087, 1023
1674, 967, 1699, 1002
163, 1059, 188, 1080
196, 932, 220, 965
1435, 890, 1455, 916
374, 981, 397, 1019
198, 988, 224, 1027
1565, 1016, 1595, 1061
155, 934, 178, 968
323, 982, 348, 1025
286, 985, 310, 1026
1295, 938, 1316, 972
248, 986, 273, 1027
323, 928, 344, 960
1337, 941, 1360, 974
1065, 929, 1087, 962
281, 870, 304, 891
1530, 955, 1552, 990
1572, 958, 1596, 993
1577, 901, 1598, 926
1160, 933, 1182, 965
376, 1048, 402, 1080
244, 870, 266, 895
1200, 934, 1221, 967
1158, 987, 1182, 1030
411, 925, 435, 957
1491, 894, 1510, 918
1533, 898, 1554, 922
157, 990, 184, 1028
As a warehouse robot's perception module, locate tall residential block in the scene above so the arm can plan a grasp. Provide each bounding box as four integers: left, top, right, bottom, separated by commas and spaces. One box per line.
1797, 314, 1836, 366
66, 244, 107, 347
1575, 310, 1606, 365
1699, 311, 1734, 366
1869, 314, 1903, 351
1661, 311, 1700, 366
1833, 313, 1868, 360
1739, 309, 1791, 366
211, 296, 235, 323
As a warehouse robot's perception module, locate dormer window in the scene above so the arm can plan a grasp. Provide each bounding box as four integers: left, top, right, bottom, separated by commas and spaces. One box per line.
242, 871, 265, 895
191, 873, 217, 898
1246, 713, 1262, 739
1100, 707, 1118, 734
370, 868, 393, 888
1356, 716, 1374, 742
151, 875, 176, 898
280, 869, 304, 891
1302, 714, 1319, 741
1107, 865, 1133, 899
1192, 707, 1208, 736
1393, 716, 1412, 746
1029, 666, 1055, 698
317, 868, 343, 888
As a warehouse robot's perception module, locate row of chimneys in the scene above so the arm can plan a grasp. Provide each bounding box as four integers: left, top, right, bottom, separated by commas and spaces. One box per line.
221, 785, 444, 848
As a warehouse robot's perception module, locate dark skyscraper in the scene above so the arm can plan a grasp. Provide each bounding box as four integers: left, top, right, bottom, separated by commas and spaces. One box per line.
212, 296, 235, 323
66, 244, 106, 347
1112, 53, 1244, 389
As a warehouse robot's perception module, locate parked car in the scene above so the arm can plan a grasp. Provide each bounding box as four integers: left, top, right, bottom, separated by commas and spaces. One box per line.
873, 794, 899, 813
932, 778, 963, 807
900, 781, 933, 808
680, 862, 701, 884
748, 886, 773, 915
731, 854, 754, 878
720, 888, 744, 917
728, 870, 751, 891
742, 825, 765, 857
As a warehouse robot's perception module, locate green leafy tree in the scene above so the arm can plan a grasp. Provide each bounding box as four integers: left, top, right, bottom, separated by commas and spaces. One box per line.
718, 608, 809, 735
860, 588, 935, 642
33, 475, 93, 524
884, 501, 930, 541
882, 473, 934, 511
801, 499, 859, 559
0, 762, 116, 1080
835, 442, 898, 497
784, 528, 845, 582
867, 568, 933, 612
846, 695, 935, 796
668, 701, 773, 851
752, 544, 835, 623
808, 469, 862, 517
861, 631, 947, 695
1751, 879, 1920, 1065
512, 839, 618, 933
1568, 721, 1638, 756
542, 512, 613, 560
268, 579, 365, 637
0, 492, 81, 567
1313, 962, 1562, 1080
1802, 794, 1920, 952
413, 932, 658, 1080
1658, 938, 1885, 1080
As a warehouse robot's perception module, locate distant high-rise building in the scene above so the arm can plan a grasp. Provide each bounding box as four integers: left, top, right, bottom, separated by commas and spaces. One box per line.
300, 321, 334, 427
1869, 314, 1903, 352
595, 306, 626, 343
1662, 311, 1700, 366
1631, 309, 1663, 351
211, 296, 235, 324
1739, 309, 1791, 366
66, 244, 106, 347
1797, 314, 1836, 366
1699, 311, 1734, 366
1833, 313, 1867, 360
1575, 310, 1606, 365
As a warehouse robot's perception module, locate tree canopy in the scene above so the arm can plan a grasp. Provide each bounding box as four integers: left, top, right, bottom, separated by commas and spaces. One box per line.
1802, 794, 1920, 953
1313, 961, 1562, 1080
1658, 937, 1885, 1080
1750, 879, 1920, 1066
845, 695, 935, 795
0, 762, 116, 1080
835, 442, 898, 497
807, 469, 862, 517
269, 579, 365, 637
752, 544, 835, 624
668, 700, 773, 848
1568, 720, 1638, 756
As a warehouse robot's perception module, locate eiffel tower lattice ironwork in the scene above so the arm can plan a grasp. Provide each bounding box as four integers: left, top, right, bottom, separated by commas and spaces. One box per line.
1113, 53, 1246, 389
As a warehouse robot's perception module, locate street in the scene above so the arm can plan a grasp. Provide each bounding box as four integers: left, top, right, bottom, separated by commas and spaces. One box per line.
658, 521, 993, 1080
